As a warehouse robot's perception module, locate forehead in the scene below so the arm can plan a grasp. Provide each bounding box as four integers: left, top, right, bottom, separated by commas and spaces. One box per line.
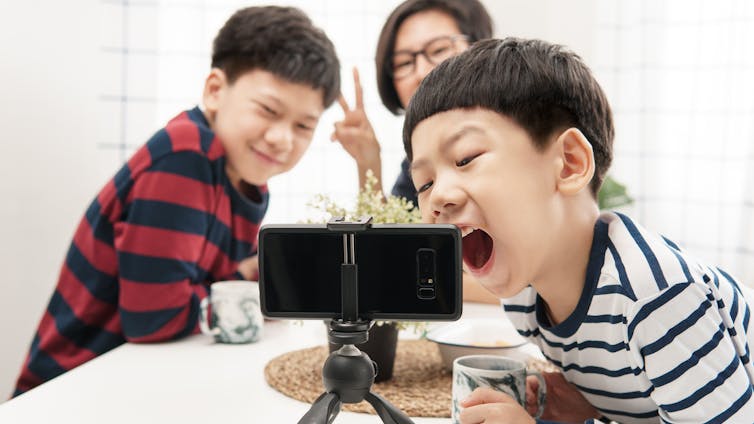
231, 69, 325, 118
394, 9, 462, 51
412, 109, 492, 144
410, 108, 527, 161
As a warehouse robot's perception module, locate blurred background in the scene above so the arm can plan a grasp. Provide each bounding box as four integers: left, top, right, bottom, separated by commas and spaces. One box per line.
0, 0, 752, 401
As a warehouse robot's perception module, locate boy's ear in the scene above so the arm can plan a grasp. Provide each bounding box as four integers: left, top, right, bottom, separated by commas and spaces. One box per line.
554, 127, 595, 196
202, 68, 227, 113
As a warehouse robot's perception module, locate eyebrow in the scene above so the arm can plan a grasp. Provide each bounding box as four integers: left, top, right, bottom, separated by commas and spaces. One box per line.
410, 125, 484, 172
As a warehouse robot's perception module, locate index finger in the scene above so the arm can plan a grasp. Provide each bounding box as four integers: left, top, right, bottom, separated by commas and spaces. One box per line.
352, 67, 364, 110
459, 402, 522, 424
460, 387, 514, 407
337, 93, 350, 113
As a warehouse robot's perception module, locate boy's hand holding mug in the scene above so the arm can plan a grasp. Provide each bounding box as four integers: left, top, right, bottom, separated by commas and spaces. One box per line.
452, 355, 544, 424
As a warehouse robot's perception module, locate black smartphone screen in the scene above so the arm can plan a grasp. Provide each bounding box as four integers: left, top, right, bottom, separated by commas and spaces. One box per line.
259, 224, 462, 321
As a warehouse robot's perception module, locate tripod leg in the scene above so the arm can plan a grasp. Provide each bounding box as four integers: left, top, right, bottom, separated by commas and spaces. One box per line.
364, 392, 415, 424
298, 392, 341, 424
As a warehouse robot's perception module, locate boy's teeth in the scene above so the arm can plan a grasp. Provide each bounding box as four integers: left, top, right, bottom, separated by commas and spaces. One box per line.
462, 227, 475, 237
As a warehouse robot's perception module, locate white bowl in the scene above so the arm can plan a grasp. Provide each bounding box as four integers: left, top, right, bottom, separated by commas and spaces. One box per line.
426, 318, 530, 369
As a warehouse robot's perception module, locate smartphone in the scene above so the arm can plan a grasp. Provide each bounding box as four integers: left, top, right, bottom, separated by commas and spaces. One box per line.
258, 223, 462, 321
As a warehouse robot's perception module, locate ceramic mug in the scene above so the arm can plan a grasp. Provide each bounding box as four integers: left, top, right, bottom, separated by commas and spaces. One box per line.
199, 281, 263, 344
452, 355, 546, 422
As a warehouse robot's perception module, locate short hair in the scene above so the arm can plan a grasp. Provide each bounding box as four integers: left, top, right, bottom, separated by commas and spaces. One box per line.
211, 6, 340, 107
375, 0, 493, 115
403, 38, 614, 195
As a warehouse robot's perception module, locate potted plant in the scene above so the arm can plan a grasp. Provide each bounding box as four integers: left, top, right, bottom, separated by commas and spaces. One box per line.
598, 175, 633, 210
308, 170, 426, 382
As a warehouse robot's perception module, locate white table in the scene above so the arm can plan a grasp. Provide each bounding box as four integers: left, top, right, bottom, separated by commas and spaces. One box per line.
0, 304, 539, 423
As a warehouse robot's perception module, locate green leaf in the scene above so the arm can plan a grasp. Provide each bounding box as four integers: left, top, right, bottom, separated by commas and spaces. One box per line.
598, 175, 634, 210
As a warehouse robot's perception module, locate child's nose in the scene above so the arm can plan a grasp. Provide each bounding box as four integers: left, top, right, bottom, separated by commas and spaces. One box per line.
431, 200, 458, 220
265, 123, 294, 152
429, 180, 464, 220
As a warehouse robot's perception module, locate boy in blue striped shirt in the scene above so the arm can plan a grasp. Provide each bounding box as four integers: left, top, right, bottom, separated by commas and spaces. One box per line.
404, 38, 754, 423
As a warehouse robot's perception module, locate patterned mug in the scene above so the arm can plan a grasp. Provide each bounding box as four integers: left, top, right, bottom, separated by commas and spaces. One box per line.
199, 281, 263, 344
452, 355, 546, 422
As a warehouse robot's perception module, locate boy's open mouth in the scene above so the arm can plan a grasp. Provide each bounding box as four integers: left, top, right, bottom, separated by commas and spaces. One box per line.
462, 228, 493, 271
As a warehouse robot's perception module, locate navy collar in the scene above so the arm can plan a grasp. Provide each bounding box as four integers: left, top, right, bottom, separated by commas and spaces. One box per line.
535, 217, 610, 338
186, 106, 210, 129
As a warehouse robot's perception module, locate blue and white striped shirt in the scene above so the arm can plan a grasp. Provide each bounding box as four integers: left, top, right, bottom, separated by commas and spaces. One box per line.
504, 211, 754, 423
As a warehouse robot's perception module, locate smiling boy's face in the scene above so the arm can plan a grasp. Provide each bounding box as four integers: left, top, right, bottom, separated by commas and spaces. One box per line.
410, 108, 562, 298
204, 69, 325, 189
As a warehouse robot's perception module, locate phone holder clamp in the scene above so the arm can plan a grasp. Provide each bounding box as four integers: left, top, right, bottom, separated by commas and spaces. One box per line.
298, 216, 414, 424
326, 215, 373, 232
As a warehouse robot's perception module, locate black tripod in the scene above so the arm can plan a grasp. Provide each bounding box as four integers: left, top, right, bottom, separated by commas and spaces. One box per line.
298, 217, 414, 424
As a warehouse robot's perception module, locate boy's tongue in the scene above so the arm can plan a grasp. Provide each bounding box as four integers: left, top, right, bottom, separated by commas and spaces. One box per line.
462, 229, 493, 270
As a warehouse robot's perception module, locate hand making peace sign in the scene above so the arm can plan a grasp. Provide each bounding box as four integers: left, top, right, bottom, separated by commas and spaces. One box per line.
331, 67, 383, 189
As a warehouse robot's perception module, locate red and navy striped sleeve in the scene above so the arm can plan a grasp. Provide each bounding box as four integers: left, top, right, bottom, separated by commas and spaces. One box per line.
13, 107, 267, 397
115, 147, 216, 342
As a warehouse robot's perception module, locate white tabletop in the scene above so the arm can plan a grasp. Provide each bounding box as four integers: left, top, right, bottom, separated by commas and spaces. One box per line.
0, 303, 540, 424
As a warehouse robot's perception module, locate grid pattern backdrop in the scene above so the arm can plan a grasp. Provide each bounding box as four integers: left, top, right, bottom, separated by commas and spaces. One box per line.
96, 0, 753, 279
593, 0, 754, 282
97, 0, 406, 226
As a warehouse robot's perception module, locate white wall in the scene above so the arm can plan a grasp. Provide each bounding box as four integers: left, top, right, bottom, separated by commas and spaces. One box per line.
485, 0, 598, 62
0, 0, 604, 401
0, 0, 110, 401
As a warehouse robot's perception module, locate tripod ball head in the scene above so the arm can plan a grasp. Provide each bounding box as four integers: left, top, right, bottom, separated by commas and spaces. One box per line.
323, 347, 377, 403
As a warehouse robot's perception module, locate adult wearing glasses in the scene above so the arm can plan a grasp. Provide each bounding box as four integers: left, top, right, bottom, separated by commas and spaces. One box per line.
332, 0, 496, 303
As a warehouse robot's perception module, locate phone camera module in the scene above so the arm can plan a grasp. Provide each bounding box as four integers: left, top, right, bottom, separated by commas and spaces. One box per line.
416, 248, 436, 286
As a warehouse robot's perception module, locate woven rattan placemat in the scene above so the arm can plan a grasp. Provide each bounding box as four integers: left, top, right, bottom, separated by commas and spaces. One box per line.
264, 339, 452, 417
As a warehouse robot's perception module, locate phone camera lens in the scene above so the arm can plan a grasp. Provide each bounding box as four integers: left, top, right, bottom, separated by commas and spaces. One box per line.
417, 248, 436, 286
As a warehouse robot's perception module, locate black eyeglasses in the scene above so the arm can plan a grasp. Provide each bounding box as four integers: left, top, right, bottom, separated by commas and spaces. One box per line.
390, 35, 471, 80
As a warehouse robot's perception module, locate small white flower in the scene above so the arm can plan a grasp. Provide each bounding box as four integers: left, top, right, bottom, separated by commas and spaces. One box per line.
307, 169, 421, 225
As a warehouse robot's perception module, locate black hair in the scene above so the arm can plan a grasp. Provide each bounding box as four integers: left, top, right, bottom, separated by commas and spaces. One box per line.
403, 38, 614, 195
375, 0, 493, 115
212, 6, 340, 107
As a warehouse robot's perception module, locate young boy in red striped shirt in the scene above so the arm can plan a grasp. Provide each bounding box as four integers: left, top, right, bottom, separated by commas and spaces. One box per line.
14, 6, 340, 396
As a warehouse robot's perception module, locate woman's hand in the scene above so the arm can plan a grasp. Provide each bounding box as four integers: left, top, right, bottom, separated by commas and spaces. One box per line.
331, 67, 382, 190
459, 387, 535, 424
526, 372, 600, 423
